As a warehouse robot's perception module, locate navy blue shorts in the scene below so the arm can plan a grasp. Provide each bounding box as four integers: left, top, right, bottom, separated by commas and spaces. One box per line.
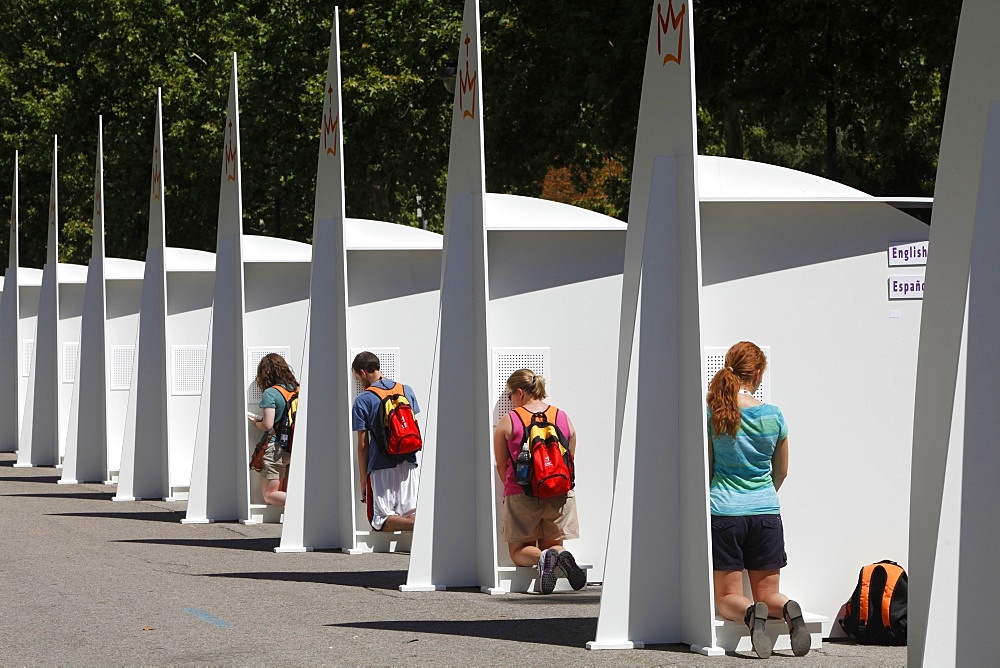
711, 514, 787, 572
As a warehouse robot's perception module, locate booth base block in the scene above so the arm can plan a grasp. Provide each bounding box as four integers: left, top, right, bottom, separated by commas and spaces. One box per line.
481, 586, 507, 595
399, 584, 446, 592
246, 503, 283, 524
180, 518, 214, 524
273, 546, 311, 553
341, 547, 366, 555
586, 640, 644, 650
167, 486, 190, 501
106, 470, 119, 484
714, 611, 827, 654
57, 479, 78, 485
495, 562, 593, 594
691, 643, 726, 656
353, 530, 412, 554
103, 479, 115, 485
12, 463, 32, 468
112, 496, 137, 502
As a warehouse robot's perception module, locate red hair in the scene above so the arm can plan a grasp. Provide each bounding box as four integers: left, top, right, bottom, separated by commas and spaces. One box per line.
706, 341, 767, 438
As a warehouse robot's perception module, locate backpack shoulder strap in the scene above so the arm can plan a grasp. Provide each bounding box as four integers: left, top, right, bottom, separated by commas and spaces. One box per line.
272, 384, 297, 401
366, 381, 401, 400
511, 406, 532, 428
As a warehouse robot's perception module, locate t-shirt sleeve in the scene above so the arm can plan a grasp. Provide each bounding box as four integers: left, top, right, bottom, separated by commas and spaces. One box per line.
259, 387, 279, 410
404, 385, 420, 415
777, 409, 788, 440
352, 393, 373, 432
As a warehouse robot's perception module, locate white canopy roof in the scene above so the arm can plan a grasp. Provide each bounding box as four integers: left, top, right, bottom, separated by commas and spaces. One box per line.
105, 258, 145, 281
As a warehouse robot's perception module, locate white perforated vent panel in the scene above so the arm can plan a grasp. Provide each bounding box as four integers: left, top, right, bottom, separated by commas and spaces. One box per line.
350, 348, 400, 397
704, 346, 770, 403
62, 342, 80, 384
21, 339, 33, 377
109, 345, 135, 391
247, 347, 292, 404
492, 348, 550, 425
171, 345, 207, 396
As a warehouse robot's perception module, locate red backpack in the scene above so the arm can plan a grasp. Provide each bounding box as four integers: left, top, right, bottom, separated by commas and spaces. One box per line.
512, 406, 574, 497
366, 382, 422, 458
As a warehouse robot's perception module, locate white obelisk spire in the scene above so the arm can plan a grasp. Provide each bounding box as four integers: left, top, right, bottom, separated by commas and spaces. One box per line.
0, 152, 21, 452
62, 117, 110, 483
117, 89, 170, 501
403, 0, 495, 592
17, 137, 61, 467
185, 54, 250, 522
590, 0, 717, 653
278, 9, 355, 553
908, 1, 1000, 664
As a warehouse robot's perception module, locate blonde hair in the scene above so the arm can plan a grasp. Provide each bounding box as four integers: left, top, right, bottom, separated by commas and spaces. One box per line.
706, 341, 767, 438
506, 368, 547, 400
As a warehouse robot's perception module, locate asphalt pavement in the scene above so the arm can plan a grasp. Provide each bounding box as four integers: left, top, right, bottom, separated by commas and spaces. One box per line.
0, 452, 907, 665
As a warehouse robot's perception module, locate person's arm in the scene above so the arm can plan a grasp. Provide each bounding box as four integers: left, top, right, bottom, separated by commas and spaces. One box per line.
255, 407, 276, 432
564, 414, 577, 457
771, 437, 788, 491
707, 433, 714, 482
357, 430, 369, 502
493, 414, 513, 483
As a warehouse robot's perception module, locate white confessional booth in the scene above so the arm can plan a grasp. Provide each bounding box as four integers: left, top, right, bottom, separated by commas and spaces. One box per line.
0, 267, 42, 453
342, 218, 442, 552
697, 155, 928, 641
483, 193, 626, 591
183, 235, 312, 524
61, 258, 144, 484
115, 247, 215, 502
16, 261, 87, 467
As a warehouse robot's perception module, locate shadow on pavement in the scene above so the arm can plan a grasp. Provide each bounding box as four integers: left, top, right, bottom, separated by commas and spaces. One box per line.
331, 617, 598, 648
204, 569, 407, 590
0, 475, 63, 484
117, 537, 282, 552
13, 491, 116, 501
50, 510, 188, 522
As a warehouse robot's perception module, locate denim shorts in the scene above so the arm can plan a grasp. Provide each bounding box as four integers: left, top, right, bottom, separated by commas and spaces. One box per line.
711, 514, 787, 571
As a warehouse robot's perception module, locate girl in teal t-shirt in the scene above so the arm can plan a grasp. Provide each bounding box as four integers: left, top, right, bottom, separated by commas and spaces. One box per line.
706, 341, 809, 659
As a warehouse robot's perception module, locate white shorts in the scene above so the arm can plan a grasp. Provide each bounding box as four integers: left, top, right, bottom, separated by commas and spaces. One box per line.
366, 461, 419, 531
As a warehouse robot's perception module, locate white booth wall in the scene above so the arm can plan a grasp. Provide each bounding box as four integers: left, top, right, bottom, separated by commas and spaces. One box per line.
50, 264, 88, 462
485, 194, 627, 587
98, 259, 144, 479
698, 157, 928, 634
162, 249, 216, 497
14, 269, 41, 440
345, 245, 442, 550
241, 236, 311, 517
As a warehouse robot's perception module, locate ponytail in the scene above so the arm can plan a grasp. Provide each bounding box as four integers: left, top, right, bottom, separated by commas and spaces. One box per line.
506, 368, 548, 400
706, 341, 767, 438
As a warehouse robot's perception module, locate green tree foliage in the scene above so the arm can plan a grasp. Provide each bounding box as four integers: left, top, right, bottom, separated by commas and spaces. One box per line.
0, 0, 962, 270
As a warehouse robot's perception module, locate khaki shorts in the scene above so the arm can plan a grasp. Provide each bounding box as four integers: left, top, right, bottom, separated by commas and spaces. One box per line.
261, 442, 290, 480
501, 490, 579, 543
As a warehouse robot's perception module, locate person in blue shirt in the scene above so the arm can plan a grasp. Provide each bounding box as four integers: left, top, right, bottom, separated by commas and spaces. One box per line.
248, 353, 298, 507
351, 351, 419, 532
707, 341, 809, 659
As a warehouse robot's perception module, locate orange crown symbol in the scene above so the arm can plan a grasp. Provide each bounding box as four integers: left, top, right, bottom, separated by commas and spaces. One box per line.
323, 85, 340, 156
224, 120, 237, 182
459, 34, 477, 120
656, 0, 686, 66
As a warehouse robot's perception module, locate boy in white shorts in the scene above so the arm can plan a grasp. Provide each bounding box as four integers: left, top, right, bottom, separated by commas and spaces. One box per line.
351, 351, 420, 531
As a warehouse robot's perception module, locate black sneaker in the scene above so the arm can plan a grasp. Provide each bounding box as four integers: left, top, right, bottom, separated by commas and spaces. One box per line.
745, 601, 772, 659
783, 600, 810, 657
537, 548, 559, 594
556, 550, 587, 590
